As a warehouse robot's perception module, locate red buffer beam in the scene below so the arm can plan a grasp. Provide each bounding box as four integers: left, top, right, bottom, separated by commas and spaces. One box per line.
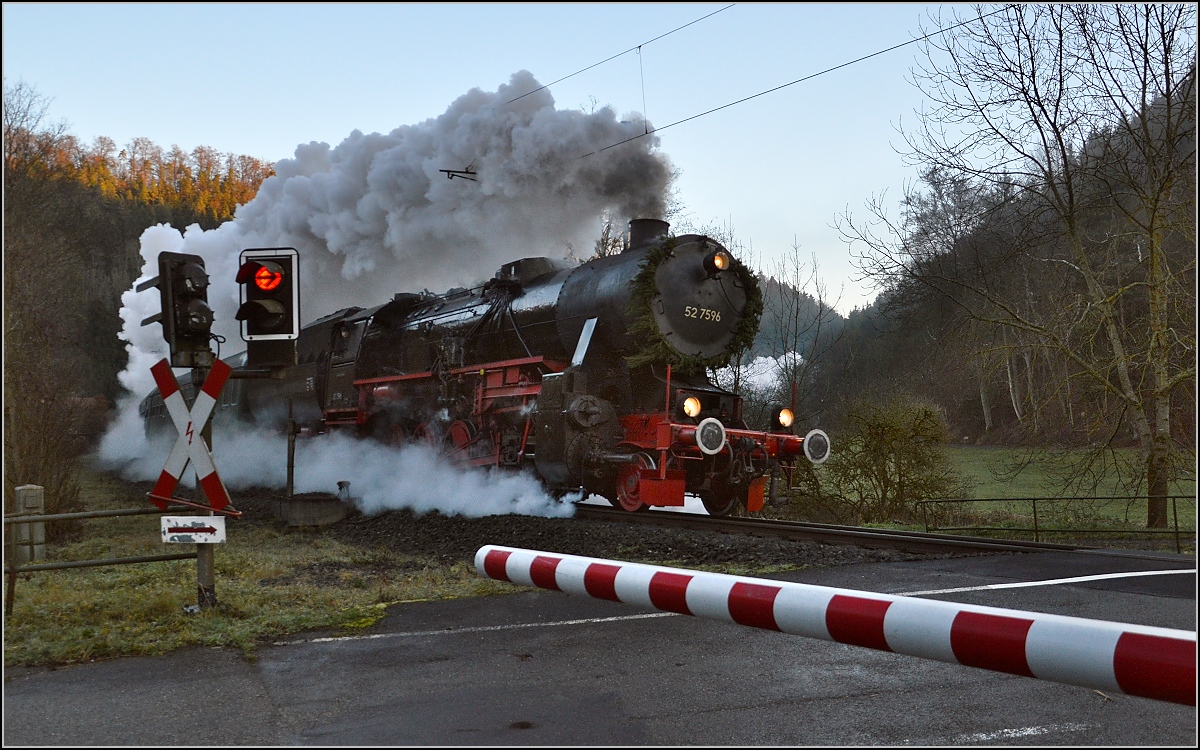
475, 545, 1196, 706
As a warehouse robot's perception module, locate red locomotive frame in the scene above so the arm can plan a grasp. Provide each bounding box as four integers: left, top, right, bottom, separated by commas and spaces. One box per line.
347, 358, 806, 513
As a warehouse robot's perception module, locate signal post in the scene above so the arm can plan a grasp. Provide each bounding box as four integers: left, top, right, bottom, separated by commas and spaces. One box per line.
192, 361, 217, 608
235, 247, 301, 498
137, 252, 226, 608
139, 247, 302, 608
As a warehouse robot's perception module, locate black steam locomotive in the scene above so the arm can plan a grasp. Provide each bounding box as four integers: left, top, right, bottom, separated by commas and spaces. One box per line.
140, 219, 829, 515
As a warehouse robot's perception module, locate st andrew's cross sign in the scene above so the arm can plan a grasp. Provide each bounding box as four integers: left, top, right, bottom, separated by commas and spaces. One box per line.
147, 358, 238, 515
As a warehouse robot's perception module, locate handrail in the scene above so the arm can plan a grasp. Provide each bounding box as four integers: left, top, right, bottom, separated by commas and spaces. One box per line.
4, 506, 191, 524
4, 503, 207, 616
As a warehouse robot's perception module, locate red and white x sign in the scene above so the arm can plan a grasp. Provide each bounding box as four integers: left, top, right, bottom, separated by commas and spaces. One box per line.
148, 358, 232, 511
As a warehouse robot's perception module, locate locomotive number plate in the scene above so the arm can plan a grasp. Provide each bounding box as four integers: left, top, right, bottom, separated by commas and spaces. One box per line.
683, 305, 722, 322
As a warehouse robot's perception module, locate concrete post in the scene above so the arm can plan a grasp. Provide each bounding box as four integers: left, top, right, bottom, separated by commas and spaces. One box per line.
192, 365, 217, 610
14, 485, 45, 564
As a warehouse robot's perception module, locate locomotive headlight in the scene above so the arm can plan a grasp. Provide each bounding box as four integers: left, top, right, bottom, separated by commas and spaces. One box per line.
770, 406, 795, 431
703, 249, 732, 277
695, 417, 726, 455
682, 396, 702, 418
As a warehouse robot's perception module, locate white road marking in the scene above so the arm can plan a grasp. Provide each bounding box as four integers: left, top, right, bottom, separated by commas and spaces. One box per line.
948, 722, 1094, 743
274, 611, 679, 646
276, 569, 1195, 646
898, 567, 1196, 596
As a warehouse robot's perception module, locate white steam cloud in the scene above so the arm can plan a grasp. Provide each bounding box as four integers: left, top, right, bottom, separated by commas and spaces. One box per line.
98, 70, 671, 518
104, 424, 576, 519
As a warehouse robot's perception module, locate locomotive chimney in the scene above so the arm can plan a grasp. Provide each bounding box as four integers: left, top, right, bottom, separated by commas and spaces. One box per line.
626, 218, 669, 251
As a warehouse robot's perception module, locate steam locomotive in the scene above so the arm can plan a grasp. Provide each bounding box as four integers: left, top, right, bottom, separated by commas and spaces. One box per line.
140, 219, 829, 515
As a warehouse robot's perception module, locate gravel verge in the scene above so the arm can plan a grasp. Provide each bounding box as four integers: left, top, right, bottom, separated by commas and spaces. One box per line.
231, 489, 943, 572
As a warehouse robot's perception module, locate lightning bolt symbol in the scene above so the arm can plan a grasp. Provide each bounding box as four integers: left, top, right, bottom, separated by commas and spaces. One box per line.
186, 421, 194, 445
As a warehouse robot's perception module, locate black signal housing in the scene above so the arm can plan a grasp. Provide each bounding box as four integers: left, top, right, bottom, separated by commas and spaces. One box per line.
137, 251, 213, 368
236, 247, 299, 367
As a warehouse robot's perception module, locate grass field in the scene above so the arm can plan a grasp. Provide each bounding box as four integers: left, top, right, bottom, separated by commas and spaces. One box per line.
929, 446, 1196, 551
768, 444, 1196, 549
944, 445, 1196, 499
3, 466, 515, 668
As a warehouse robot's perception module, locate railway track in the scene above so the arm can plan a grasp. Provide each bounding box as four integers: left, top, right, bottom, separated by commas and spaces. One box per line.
574, 504, 1187, 560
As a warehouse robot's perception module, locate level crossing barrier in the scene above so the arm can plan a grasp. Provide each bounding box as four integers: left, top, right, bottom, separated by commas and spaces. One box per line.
476, 545, 1196, 706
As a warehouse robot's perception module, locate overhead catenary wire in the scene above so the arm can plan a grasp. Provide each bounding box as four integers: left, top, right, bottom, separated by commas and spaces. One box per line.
638, 46, 648, 135
579, 4, 1015, 158
506, 4, 736, 105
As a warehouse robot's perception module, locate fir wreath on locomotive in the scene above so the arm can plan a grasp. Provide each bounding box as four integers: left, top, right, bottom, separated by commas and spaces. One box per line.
140, 218, 830, 515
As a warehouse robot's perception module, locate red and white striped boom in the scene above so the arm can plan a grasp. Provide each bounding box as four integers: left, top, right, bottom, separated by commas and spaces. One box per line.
476, 545, 1195, 706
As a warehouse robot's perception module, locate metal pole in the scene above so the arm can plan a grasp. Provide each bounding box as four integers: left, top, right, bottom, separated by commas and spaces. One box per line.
4, 518, 16, 617
287, 398, 295, 498
193, 362, 217, 609
7, 552, 198, 572
1172, 497, 1180, 554
664, 364, 671, 413
1032, 498, 1039, 542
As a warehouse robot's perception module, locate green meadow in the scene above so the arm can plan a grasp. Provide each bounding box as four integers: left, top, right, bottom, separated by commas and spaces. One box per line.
945, 445, 1196, 500
930, 446, 1196, 551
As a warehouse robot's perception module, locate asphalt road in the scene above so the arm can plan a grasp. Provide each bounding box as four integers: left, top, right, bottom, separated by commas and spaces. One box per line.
4, 549, 1195, 745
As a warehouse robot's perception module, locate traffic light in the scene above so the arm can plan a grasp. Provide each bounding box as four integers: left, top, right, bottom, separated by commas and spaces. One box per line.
137, 252, 214, 368
236, 247, 299, 367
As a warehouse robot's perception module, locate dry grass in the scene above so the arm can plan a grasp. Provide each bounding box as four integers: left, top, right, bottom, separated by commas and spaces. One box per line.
3, 463, 515, 668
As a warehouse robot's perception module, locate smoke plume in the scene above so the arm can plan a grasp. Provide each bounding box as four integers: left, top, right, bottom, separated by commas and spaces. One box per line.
108, 425, 577, 518
98, 71, 672, 518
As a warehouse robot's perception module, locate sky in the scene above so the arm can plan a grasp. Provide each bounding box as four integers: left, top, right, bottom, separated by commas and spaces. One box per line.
2, 2, 956, 315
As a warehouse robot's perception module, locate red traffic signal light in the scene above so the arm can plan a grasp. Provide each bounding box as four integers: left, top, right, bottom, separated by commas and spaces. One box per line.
236, 250, 299, 341
236, 260, 284, 292
253, 264, 283, 291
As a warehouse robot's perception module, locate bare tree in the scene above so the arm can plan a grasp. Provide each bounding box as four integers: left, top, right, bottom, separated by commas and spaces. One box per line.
839, 5, 1196, 526
590, 210, 627, 258
764, 240, 843, 424
3, 79, 84, 521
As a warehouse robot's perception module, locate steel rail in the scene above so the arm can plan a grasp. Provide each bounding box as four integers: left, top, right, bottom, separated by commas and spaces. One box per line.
573, 505, 1190, 560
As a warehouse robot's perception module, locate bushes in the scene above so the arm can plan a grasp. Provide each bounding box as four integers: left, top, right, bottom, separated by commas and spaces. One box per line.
3, 360, 86, 536
782, 392, 972, 524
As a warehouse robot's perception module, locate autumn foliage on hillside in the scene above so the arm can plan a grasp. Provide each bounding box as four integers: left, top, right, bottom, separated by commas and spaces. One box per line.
7, 113, 273, 229
3, 79, 274, 521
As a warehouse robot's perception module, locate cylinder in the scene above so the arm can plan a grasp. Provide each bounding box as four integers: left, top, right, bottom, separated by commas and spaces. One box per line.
627, 218, 670, 250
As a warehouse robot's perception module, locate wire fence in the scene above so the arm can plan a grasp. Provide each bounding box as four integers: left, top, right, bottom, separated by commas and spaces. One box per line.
915, 495, 1196, 554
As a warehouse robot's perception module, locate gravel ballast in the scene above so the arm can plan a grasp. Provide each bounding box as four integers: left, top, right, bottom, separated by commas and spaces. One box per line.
236, 490, 940, 573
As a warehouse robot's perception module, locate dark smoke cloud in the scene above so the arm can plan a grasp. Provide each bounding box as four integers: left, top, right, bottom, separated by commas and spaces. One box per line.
234, 69, 671, 319
109, 69, 672, 402
99, 71, 671, 519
